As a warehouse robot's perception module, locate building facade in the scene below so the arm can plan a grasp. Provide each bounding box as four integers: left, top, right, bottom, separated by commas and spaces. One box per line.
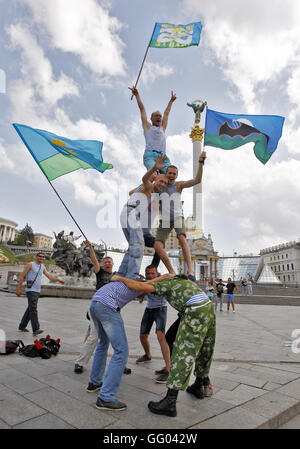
260, 240, 300, 286
32, 233, 53, 249
0, 218, 18, 243
151, 226, 180, 251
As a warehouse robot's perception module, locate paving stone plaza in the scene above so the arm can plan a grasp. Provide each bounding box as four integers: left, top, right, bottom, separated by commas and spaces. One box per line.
0, 287, 299, 430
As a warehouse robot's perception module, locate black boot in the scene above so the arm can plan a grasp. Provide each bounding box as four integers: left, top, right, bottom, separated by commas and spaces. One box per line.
148, 388, 178, 417
186, 377, 204, 399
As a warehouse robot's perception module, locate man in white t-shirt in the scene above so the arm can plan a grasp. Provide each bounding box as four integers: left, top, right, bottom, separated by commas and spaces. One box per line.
129, 86, 176, 173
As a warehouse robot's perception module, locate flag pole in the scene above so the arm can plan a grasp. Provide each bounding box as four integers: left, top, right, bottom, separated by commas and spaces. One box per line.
131, 43, 151, 100
46, 179, 88, 241
131, 24, 156, 100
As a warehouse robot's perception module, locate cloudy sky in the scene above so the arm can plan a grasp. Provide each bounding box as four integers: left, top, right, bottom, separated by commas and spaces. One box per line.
1, 0, 300, 256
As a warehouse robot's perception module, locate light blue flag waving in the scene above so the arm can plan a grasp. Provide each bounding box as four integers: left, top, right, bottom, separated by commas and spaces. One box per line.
149, 22, 202, 48
13, 124, 113, 181
204, 109, 285, 164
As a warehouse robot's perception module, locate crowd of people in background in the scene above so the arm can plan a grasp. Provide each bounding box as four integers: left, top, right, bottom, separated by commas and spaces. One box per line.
204, 275, 255, 313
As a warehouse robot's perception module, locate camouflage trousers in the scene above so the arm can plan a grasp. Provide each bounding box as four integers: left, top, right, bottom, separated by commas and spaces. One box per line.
166, 301, 216, 391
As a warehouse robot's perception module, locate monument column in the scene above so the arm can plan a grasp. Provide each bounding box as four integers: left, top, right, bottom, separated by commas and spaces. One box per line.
187, 100, 207, 233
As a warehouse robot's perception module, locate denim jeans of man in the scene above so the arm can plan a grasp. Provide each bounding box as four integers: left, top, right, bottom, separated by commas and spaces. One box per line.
117, 207, 144, 279
19, 291, 40, 332
89, 301, 128, 402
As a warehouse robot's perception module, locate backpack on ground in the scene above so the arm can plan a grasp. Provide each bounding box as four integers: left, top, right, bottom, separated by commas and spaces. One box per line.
39, 335, 61, 356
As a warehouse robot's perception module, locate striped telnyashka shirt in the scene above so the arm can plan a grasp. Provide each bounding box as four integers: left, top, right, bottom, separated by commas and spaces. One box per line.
91, 281, 138, 310
185, 292, 209, 306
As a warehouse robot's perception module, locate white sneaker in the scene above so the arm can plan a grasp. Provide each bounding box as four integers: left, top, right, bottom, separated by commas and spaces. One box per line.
233, 310, 236, 313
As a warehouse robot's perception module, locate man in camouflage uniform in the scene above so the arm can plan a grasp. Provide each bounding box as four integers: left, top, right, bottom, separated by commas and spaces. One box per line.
111, 274, 216, 417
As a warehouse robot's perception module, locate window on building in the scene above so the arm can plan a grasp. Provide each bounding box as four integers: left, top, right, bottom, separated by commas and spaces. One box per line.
292, 263, 294, 270
274, 266, 276, 271
283, 275, 286, 281
270, 257, 272, 261
288, 275, 290, 281
286, 254, 288, 258
282, 265, 285, 271
287, 264, 289, 270
282, 255, 284, 259
278, 265, 280, 271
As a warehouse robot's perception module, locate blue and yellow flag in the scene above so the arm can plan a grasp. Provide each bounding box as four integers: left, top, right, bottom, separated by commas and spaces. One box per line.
149, 22, 202, 48
204, 109, 285, 164
13, 124, 113, 181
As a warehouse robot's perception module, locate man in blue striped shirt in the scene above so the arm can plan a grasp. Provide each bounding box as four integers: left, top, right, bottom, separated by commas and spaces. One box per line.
88, 280, 139, 411
110, 274, 216, 417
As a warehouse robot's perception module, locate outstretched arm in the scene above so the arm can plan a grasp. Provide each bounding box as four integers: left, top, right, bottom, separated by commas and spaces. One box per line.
43, 268, 65, 284
162, 91, 176, 131
176, 151, 206, 193
128, 86, 150, 131
110, 275, 156, 294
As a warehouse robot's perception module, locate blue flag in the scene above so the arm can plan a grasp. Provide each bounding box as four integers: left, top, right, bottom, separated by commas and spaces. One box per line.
149, 22, 202, 48
204, 109, 285, 164
13, 124, 113, 181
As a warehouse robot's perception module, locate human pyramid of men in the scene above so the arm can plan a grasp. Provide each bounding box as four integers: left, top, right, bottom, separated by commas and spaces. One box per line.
17, 87, 215, 418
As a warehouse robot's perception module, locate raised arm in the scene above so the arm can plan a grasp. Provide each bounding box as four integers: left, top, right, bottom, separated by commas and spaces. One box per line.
176, 151, 206, 193
84, 240, 101, 273
162, 91, 176, 131
128, 86, 150, 131
110, 275, 155, 294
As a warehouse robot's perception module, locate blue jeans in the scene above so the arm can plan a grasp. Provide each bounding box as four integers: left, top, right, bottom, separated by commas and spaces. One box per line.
143, 150, 171, 174
117, 207, 144, 279
89, 301, 128, 402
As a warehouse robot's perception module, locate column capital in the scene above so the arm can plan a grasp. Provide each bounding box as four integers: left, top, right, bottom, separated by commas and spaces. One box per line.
189, 125, 204, 143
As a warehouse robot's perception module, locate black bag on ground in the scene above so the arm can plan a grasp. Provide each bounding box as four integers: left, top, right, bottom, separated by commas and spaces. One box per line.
39, 335, 61, 356
19, 342, 40, 358
19, 340, 52, 359
0, 340, 24, 355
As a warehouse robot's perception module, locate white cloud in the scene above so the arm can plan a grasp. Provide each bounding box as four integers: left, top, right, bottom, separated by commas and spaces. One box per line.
286, 62, 300, 123
140, 61, 174, 86
204, 149, 300, 251
0, 139, 15, 171
23, 0, 126, 77
183, 0, 300, 112
8, 24, 79, 107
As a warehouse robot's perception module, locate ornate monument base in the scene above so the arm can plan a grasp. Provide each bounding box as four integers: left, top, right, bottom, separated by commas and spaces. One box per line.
179, 227, 218, 281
